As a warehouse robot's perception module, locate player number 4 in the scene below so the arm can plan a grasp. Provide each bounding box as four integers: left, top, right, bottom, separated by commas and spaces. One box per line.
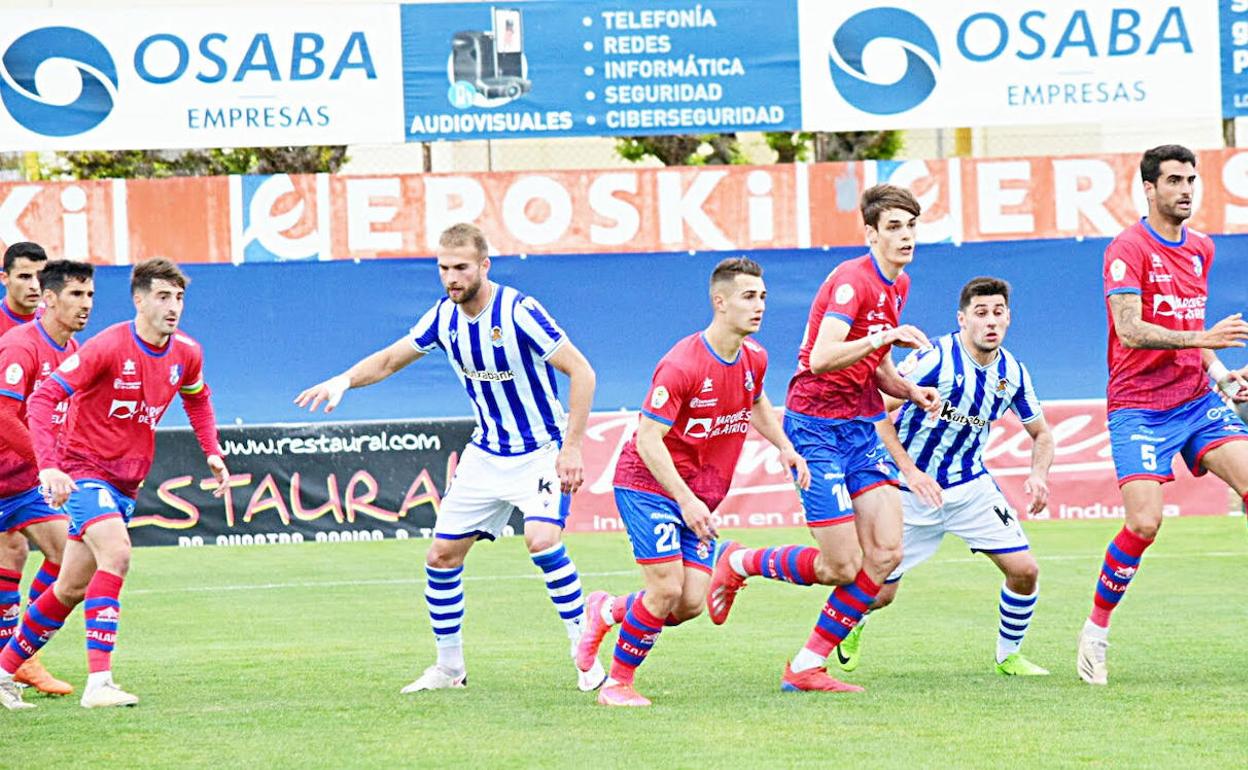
1140, 444, 1157, 472
653, 522, 679, 553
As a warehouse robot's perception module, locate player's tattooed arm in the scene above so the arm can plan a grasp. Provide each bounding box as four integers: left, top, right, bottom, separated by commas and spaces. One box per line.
1109, 293, 1248, 350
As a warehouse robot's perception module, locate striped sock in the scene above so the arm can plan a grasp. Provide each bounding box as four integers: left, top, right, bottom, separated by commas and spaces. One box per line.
27, 560, 60, 605
1090, 527, 1152, 628
0, 568, 20, 649
0, 588, 72, 675
529, 543, 585, 639
609, 591, 684, 627
732, 545, 819, 585
84, 570, 124, 674
795, 570, 881, 670
607, 597, 664, 686
425, 564, 465, 672
996, 584, 1037, 663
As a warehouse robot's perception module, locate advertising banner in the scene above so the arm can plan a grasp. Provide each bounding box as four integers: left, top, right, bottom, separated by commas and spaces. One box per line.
799, 0, 1221, 131
400, 0, 800, 141
0, 5, 405, 151
134, 403, 1240, 548
1222, 0, 1248, 116
11, 148, 1248, 263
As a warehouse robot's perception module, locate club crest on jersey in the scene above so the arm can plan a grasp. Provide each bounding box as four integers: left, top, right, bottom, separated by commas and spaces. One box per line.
650, 385, 670, 409
995, 377, 1009, 394
3, 363, 20, 385
877, 291, 886, 306
169, 364, 182, 385
744, 370, 755, 391
1191, 256, 1202, 276
123, 359, 136, 376
490, 326, 504, 347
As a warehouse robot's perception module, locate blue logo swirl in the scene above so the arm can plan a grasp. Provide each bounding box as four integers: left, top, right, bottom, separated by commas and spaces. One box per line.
0, 27, 118, 137
829, 8, 940, 115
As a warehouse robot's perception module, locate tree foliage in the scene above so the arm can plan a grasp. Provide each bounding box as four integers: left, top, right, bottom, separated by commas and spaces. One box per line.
43, 146, 348, 180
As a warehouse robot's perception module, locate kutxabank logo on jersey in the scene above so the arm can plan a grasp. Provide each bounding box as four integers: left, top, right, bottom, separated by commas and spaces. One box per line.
0, 26, 119, 137
827, 7, 940, 115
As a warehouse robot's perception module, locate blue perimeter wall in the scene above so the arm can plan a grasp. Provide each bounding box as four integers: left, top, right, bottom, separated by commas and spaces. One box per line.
37, 234, 1248, 426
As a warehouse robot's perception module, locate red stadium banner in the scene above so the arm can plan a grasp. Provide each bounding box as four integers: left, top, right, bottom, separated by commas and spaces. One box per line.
564, 401, 1240, 533
9, 148, 1248, 264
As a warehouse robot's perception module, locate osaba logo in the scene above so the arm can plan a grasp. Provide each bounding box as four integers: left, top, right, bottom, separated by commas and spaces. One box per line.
828, 8, 940, 115
0, 26, 119, 136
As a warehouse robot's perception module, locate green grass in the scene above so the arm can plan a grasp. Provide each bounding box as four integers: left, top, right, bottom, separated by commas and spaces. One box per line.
4, 517, 1247, 768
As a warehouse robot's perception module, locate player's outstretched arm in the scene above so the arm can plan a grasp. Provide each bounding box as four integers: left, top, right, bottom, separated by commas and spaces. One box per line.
635, 416, 717, 543
749, 393, 810, 491
1021, 415, 1054, 514
809, 316, 931, 375
547, 341, 595, 494
874, 417, 942, 509
294, 337, 425, 413
1109, 294, 1248, 350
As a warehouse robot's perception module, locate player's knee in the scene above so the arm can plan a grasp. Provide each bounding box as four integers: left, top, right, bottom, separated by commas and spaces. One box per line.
1127, 518, 1161, 541
864, 543, 903, 576
870, 582, 899, 610
54, 581, 86, 607
1007, 560, 1039, 594
425, 546, 464, 571
671, 595, 703, 624
815, 553, 860, 585
524, 531, 561, 555
645, 581, 682, 616
0, 536, 29, 570
98, 551, 131, 578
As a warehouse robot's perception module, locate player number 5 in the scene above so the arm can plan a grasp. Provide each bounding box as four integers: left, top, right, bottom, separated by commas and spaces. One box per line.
1140, 444, 1157, 471
653, 522, 679, 553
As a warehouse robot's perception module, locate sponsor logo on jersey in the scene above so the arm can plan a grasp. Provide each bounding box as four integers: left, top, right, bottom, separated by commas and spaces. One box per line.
684, 408, 752, 440
1152, 293, 1206, 320
650, 385, 669, 409
107, 399, 166, 427
460, 367, 515, 382
688, 396, 718, 409
113, 378, 142, 390
3, 363, 21, 385
937, 400, 988, 429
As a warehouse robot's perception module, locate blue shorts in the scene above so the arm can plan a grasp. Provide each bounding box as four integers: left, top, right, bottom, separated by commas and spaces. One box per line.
1108, 390, 1248, 484
784, 411, 900, 527
0, 487, 66, 533
63, 479, 136, 540
613, 487, 715, 573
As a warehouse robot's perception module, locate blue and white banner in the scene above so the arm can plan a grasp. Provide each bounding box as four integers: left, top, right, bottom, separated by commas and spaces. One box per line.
0, 5, 404, 151
400, 0, 801, 141
799, 0, 1222, 131
1222, 0, 1248, 116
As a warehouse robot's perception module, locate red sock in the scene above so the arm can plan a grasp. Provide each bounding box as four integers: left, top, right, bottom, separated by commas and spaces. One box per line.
27, 559, 60, 605
84, 570, 125, 674
0, 568, 20, 647
1089, 527, 1153, 628
805, 570, 880, 657
607, 597, 664, 686
743, 545, 820, 585
0, 589, 72, 675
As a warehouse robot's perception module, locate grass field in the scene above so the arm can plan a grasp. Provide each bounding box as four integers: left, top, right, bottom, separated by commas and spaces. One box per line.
4, 516, 1247, 768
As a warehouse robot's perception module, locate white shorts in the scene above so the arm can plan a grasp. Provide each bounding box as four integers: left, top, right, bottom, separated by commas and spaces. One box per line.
888, 474, 1029, 582
435, 442, 568, 541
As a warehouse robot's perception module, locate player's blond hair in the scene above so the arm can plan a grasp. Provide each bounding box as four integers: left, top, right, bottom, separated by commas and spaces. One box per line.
439, 223, 489, 261
131, 258, 189, 295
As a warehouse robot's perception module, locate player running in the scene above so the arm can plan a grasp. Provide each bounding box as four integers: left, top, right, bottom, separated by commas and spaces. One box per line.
295, 223, 603, 694
705, 185, 940, 693
1077, 145, 1248, 685
833, 276, 1055, 676
0, 260, 95, 698
0, 258, 230, 710
574, 257, 809, 707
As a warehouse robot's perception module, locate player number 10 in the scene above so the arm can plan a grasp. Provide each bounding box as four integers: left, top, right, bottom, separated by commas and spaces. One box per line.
832, 482, 853, 511
653, 522, 679, 552
1140, 444, 1157, 471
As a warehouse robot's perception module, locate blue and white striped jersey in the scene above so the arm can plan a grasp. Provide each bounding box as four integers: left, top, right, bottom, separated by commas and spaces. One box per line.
894, 332, 1042, 489
407, 282, 568, 456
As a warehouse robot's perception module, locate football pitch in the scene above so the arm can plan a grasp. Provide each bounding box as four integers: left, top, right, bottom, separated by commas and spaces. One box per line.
6, 516, 1247, 769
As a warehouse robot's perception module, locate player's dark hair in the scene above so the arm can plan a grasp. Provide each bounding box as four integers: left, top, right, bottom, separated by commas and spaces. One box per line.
860, 184, 921, 229
3, 241, 47, 273
439, 222, 489, 261
40, 260, 94, 295
131, 258, 189, 295
959, 276, 1011, 309
709, 257, 763, 290
1140, 144, 1197, 185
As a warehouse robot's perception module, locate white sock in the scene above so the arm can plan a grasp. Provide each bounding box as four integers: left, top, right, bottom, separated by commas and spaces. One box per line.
790, 647, 825, 673
435, 634, 466, 674
564, 617, 583, 642
87, 671, 112, 689
729, 549, 749, 577
1082, 618, 1109, 641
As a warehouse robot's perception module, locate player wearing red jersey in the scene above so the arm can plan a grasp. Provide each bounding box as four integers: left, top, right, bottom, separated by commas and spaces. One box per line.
0, 260, 94, 699
575, 257, 809, 707
705, 185, 941, 692
1077, 145, 1248, 685
0, 259, 230, 710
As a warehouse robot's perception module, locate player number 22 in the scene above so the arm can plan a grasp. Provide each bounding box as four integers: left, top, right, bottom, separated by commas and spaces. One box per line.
1140, 444, 1157, 471
653, 522, 679, 553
